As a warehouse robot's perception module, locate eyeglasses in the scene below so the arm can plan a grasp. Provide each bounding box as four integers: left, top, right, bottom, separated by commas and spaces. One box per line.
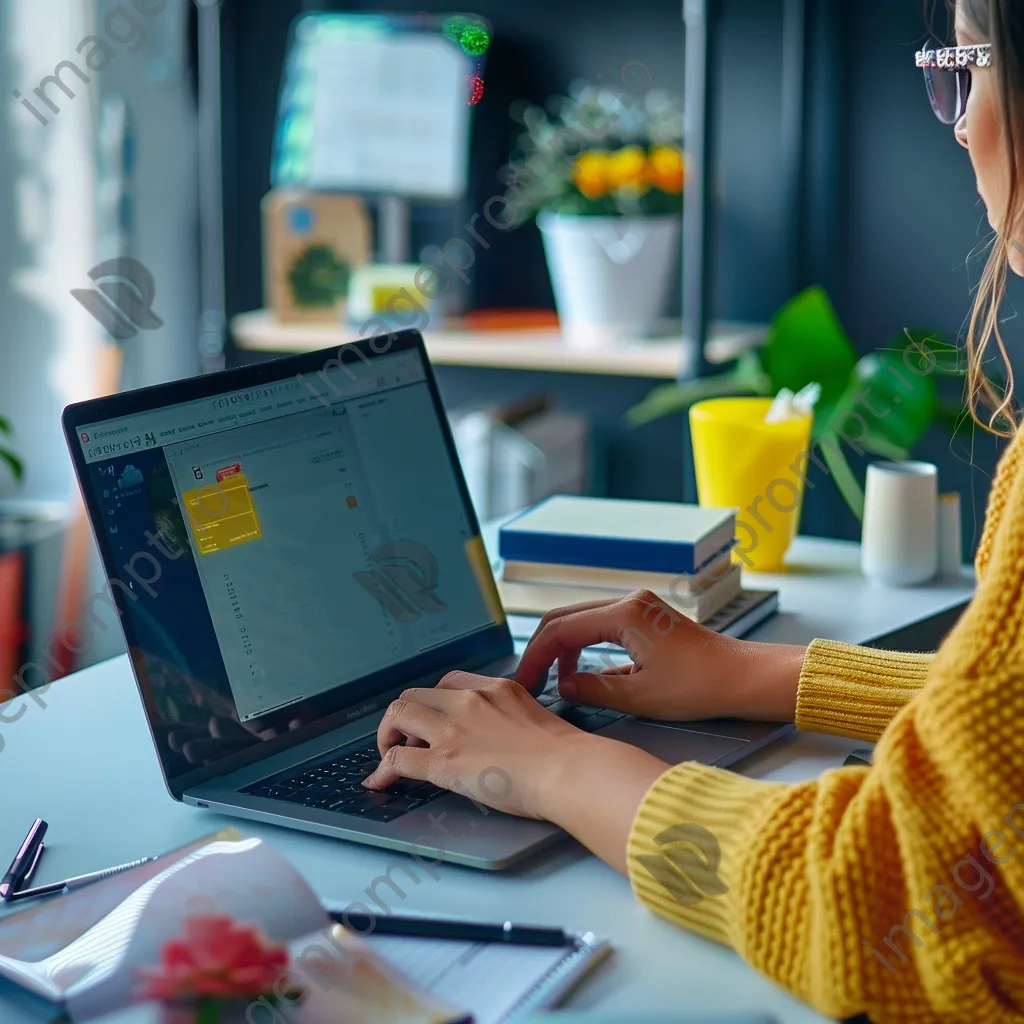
916, 42, 993, 124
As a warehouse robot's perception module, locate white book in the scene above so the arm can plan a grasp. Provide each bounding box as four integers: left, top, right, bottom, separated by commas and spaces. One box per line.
502, 549, 734, 595
497, 563, 743, 623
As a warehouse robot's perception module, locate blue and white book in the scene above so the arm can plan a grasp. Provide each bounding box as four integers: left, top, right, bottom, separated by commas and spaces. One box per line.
499, 496, 736, 575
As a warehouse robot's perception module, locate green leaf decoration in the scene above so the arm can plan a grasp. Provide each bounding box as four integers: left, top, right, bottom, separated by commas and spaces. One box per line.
0, 416, 12, 436
625, 350, 770, 426
287, 245, 351, 308
894, 329, 963, 377
859, 430, 911, 462
935, 398, 972, 436
0, 448, 23, 482
196, 997, 223, 1024
847, 351, 937, 450
625, 282, 967, 519
760, 285, 857, 409
817, 433, 865, 520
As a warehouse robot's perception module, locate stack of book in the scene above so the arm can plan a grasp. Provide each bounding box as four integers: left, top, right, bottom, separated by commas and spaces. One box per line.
497, 496, 778, 636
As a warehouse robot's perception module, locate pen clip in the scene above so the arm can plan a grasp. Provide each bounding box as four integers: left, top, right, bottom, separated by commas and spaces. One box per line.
18, 842, 45, 892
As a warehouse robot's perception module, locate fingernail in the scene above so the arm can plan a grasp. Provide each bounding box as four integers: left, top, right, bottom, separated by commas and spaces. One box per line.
361, 775, 375, 789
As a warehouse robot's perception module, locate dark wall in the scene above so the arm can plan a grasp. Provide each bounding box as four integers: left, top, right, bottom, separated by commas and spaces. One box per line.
220, 0, 1016, 551
830, 0, 1011, 547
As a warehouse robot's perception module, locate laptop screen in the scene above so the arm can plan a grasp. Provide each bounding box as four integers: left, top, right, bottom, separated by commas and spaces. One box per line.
71, 343, 505, 787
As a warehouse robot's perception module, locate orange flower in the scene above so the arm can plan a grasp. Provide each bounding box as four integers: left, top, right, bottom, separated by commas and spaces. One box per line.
607, 146, 649, 194
137, 916, 290, 1002
648, 145, 685, 194
573, 150, 611, 199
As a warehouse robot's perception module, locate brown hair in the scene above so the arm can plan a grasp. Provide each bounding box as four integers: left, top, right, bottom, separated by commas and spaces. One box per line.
956, 0, 1024, 434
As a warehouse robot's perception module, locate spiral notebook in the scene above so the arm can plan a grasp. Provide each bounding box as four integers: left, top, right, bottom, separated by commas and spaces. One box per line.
0, 830, 607, 1023
323, 902, 610, 1024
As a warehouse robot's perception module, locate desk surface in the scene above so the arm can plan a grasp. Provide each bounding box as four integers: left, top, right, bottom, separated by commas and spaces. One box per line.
0, 537, 974, 1023
230, 310, 766, 380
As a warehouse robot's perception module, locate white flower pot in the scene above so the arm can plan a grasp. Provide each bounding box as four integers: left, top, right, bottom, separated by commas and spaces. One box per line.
538, 211, 680, 349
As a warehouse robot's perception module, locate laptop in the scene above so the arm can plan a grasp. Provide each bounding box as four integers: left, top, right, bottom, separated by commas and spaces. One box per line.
62, 330, 791, 870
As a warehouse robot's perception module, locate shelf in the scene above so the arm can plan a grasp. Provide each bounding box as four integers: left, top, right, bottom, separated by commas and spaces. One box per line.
230, 310, 766, 381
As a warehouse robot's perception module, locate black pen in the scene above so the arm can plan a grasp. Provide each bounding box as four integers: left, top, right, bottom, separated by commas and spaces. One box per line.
0, 819, 47, 903
333, 911, 571, 947
8, 855, 159, 903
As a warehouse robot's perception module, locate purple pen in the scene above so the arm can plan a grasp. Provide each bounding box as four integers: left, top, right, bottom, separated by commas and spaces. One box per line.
0, 819, 47, 902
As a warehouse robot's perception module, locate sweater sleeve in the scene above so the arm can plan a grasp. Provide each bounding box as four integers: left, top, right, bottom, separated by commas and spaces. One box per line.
627, 439, 1024, 1022
795, 640, 932, 741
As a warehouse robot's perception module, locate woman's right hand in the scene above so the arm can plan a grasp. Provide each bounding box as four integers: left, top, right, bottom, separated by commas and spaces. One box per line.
514, 590, 806, 723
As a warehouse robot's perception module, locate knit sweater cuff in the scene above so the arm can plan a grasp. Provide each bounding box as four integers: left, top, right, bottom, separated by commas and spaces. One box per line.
795, 639, 933, 742
626, 762, 786, 947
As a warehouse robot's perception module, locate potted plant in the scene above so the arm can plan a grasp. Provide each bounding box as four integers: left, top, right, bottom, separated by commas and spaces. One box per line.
627, 286, 967, 518
501, 83, 685, 347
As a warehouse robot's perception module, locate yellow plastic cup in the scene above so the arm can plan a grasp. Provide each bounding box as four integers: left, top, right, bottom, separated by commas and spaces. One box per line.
689, 397, 814, 572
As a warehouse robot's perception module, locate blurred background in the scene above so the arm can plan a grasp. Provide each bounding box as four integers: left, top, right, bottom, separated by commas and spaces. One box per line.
0, 0, 1016, 682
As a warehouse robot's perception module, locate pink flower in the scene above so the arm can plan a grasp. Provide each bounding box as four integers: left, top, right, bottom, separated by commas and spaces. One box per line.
137, 915, 290, 1002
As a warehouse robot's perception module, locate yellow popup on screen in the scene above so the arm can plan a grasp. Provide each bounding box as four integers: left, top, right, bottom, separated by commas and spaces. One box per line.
183, 473, 262, 555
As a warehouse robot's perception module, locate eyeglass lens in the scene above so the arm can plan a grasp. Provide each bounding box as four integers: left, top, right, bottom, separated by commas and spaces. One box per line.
923, 42, 971, 124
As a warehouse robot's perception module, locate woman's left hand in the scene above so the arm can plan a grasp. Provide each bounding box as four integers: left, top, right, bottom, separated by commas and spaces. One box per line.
361, 672, 587, 820
361, 673, 671, 872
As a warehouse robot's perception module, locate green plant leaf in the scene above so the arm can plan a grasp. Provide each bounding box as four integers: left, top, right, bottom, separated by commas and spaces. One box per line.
196, 997, 223, 1024
0, 416, 12, 436
859, 430, 910, 461
625, 372, 753, 427
847, 351, 937, 449
935, 398, 973, 436
891, 329, 963, 377
760, 286, 857, 409
0, 448, 23, 482
817, 434, 865, 520
625, 351, 769, 427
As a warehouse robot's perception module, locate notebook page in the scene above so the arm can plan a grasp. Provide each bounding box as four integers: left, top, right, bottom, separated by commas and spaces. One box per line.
364, 935, 569, 1024
0, 831, 328, 1014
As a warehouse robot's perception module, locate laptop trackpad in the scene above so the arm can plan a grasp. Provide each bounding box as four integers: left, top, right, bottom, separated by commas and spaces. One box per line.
599, 718, 749, 766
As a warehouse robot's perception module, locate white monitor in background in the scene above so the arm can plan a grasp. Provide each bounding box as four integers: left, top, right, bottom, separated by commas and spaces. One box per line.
272, 13, 490, 199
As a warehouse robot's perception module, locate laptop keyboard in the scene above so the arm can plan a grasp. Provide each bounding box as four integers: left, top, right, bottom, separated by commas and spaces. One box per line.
537, 689, 628, 731
242, 741, 447, 823
243, 693, 625, 824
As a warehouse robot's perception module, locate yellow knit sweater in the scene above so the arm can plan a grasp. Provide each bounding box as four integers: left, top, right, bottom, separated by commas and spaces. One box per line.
627, 428, 1024, 1023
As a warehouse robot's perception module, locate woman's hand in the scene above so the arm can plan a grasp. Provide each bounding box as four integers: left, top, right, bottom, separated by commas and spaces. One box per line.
362, 671, 596, 819
361, 671, 670, 870
515, 590, 806, 723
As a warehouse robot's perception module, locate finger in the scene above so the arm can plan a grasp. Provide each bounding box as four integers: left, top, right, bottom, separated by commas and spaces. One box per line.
165, 726, 204, 753
377, 698, 447, 753
557, 651, 583, 681
558, 667, 643, 709
363, 744, 434, 790
209, 716, 250, 740
527, 598, 620, 646
515, 602, 640, 689
398, 684, 481, 708
435, 671, 505, 692
600, 664, 635, 676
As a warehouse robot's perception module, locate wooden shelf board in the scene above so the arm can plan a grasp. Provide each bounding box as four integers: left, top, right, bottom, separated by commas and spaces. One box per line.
230, 309, 766, 381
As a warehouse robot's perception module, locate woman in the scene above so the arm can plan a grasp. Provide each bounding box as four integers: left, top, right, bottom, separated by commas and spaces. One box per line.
363, 1, 1024, 1019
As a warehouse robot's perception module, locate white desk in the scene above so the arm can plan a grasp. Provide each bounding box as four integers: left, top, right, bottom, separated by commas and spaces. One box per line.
0, 538, 974, 1023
